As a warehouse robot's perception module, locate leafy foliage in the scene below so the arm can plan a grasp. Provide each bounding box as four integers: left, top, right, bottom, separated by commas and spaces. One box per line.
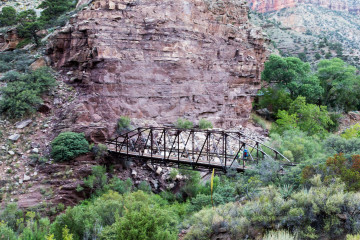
317, 58, 360, 111
16, 10, 40, 46
175, 118, 193, 129
185, 176, 360, 240
274, 96, 333, 136
198, 119, 213, 129
0, 6, 17, 27
51, 132, 89, 162
51, 191, 179, 240
257, 87, 293, 117
117, 116, 131, 132
0, 67, 56, 119
342, 123, 360, 139
38, 0, 77, 26
262, 54, 323, 103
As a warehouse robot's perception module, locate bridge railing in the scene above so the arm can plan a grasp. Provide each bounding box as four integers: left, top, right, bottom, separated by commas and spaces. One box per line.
106, 127, 292, 172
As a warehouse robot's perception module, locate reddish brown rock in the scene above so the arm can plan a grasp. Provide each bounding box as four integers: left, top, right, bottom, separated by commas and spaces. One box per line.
47, 0, 269, 139
0, 28, 20, 51
248, 0, 360, 14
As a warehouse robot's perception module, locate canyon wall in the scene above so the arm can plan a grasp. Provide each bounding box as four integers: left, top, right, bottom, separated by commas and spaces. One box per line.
47, 0, 268, 139
248, 0, 360, 14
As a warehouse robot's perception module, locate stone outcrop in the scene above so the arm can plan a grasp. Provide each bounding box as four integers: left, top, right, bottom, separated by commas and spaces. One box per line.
47, 0, 268, 139
0, 28, 20, 51
248, 0, 360, 14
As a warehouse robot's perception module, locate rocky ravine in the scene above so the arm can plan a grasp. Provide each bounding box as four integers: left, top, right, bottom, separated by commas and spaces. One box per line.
47, 0, 269, 140
248, 0, 360, 14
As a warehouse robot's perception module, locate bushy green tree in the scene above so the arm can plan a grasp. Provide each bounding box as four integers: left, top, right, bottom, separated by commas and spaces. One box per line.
262, 55, 323, 103
257, 88, 293, 117
16, 10, 40, 46
0, 81, 42, 119
115, 191, 178, 240
317, 58, 360, 111
0, 222, 16, 240
0, 67, 56, 119
274, 97, 333, 136
0, 6, 17, 27
342, 124, 360, 139
51, 132, 89, 162
51, 191, 179, 240
38, 0, 76, 25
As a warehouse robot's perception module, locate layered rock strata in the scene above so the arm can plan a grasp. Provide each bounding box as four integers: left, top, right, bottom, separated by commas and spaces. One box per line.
248, 0, 360, 14
47, 0, 268, 139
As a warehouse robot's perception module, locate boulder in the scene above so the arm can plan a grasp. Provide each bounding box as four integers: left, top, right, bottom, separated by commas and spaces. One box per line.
156, 167, 163, 175
8, 134, 21, 141
16, 119, 32, 129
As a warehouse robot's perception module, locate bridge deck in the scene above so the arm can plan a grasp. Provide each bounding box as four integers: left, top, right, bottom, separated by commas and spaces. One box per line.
109, 150, 246, 172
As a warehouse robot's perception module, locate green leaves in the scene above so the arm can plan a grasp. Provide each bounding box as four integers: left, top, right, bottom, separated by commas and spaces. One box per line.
317, 58, 360, 111
261, 55, 322, 103
0, 6, 17, 27
0, 67, 56, 119
38, 0, 77, 24
274, 96, 333, 136
51, 132, 89, 162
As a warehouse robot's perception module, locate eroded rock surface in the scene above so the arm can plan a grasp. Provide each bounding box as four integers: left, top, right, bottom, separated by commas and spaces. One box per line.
47, 0, 268, 139
248, 0, 360, 14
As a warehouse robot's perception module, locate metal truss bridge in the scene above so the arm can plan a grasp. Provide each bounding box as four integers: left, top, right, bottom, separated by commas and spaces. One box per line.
106, 127, 293, 173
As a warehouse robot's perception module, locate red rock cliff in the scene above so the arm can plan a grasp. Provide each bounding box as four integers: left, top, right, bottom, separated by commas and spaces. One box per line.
47, 0, 268, 139
248, 0, 360, 14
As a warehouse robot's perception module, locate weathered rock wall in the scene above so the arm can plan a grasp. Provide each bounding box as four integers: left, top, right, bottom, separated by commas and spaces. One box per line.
47, 0, 268, 139
248, 0, 360, 14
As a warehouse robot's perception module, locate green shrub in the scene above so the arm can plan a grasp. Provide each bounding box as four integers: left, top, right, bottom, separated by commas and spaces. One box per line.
83, 166, 108, 195
0, 6, 17, 27
1, 71, 22, 82
273, 96, 333, 136
0, 204, 23, 231
324, 135, 360, 156
114, 192, 178, 240
16, 10, 40, 46
175, 118, 193, 129
108, 178, 133, 194
38, 0, 76, 26
257, 87, 293, 117
342, 124, 360, 139
92, 143, 108, 160
347, 234, 360, 240
269, 129, 325, 163
184, 176, 360, 239
117, 116, 131, 132
137, 181, 152, 193
0, 222, 16, 240
263, 230, 297, 240
51, 132, 89, 162
0, 67, 56, 119
0, 81, 43, 119
51, 191, 179, 240
0, 61, 12, 72
198, 119, 213, 129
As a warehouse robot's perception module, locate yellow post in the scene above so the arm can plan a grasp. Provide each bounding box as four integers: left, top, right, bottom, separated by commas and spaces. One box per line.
211, 168, 215, 208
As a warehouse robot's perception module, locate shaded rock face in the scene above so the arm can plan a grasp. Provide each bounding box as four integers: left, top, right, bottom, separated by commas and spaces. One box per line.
47, 0, 268, 139
248, 0, 360, 14
0, 28, 20, 51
